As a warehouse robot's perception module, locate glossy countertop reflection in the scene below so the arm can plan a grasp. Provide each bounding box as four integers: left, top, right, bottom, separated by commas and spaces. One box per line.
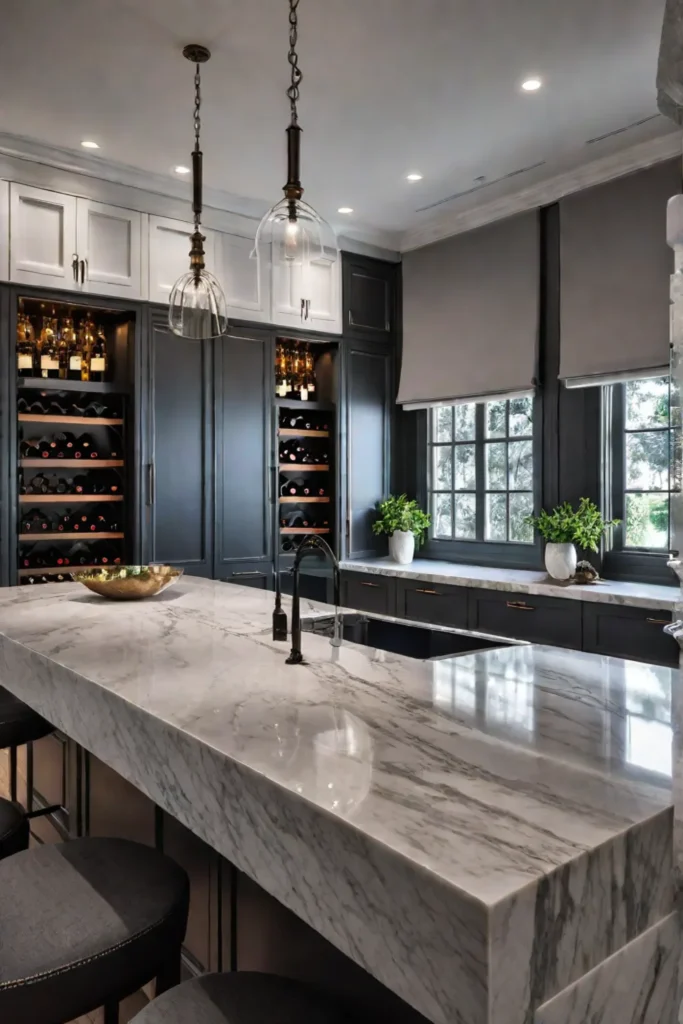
0, 578, 673, 907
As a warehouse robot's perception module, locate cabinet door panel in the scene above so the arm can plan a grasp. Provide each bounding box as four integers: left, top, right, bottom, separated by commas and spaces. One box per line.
582, 604, 678, 667
10, 183, 77, 287
77, 199, 142, 298
396, 579, 468, 627
221, 562, 273, 590
0, 180, 8, 282
147, 320, 213, 576
217, 232, 268, 321
344, 342, 392, 558
344, 255, 397, 338
214, 329, 272, 574
342, 571, 395, 615
149, 216, 216, 304
272, 257, 341, 333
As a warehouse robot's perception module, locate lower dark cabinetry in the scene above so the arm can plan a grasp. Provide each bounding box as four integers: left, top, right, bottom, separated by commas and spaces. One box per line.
582, 604, 677, 667
468, 590, 583, 648
396, 579, 468, 628
342, 571, 395, 615
221, 562, 273, 590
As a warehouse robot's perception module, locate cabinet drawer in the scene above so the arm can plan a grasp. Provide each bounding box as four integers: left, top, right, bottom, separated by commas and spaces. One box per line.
222, 562, 272, 590
396, 579, 468, 628
342, 571, 395, 616
468, 590, 582, 648
582, 604, 678, 667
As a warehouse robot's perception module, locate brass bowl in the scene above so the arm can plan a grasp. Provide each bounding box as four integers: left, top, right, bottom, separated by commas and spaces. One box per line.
73, 565, 183, 601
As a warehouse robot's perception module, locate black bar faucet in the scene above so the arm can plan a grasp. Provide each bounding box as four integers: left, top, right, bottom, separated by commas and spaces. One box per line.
285, 535, 341, 665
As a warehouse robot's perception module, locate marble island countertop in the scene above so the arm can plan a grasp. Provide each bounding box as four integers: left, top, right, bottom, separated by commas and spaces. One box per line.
340, 557, 680, 610
0, 579, 677, 1024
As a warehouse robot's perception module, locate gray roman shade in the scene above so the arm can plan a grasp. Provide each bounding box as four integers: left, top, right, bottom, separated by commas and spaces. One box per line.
398, 211, 540, 407
559, 159, 680, 385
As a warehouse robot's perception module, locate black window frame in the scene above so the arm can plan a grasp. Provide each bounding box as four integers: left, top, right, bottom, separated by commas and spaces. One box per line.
601, 376, 678, 585
417, 393, 544, 570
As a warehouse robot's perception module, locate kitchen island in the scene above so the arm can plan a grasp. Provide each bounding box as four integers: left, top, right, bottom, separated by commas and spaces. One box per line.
0, 577, 677, 1024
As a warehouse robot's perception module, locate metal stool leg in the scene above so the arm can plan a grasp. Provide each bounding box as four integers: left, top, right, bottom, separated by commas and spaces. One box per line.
103, 999, 119, 1024
26, 740, 33, 813
156, 947, 182, 995
9, 746, 17, 803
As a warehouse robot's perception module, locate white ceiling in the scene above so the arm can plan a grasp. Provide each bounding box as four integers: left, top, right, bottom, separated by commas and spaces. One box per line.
0, 0, 677, 249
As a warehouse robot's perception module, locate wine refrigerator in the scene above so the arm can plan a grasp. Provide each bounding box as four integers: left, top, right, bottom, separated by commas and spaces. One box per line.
13, 294, 135, 585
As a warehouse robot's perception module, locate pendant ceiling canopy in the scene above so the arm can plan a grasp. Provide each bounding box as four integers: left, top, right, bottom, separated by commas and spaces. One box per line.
168, 44, 228, 340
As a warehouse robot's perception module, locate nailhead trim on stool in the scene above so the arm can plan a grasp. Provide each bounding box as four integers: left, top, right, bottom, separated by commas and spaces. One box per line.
131, 972, 354, 1023
0, 797, 29, 859
0, 837, 189, 1024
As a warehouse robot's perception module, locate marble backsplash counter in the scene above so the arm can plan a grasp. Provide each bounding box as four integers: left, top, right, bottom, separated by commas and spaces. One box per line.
0, 579, 677, 1024
341, 557, 679, 610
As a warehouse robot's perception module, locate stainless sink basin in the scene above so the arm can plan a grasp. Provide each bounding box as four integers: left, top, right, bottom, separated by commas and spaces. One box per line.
302, 612, 520, 660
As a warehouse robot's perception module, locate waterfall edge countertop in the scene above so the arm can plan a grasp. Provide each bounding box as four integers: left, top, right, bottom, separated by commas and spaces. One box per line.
339, 557, 680, 609
0, 578, 677, 1024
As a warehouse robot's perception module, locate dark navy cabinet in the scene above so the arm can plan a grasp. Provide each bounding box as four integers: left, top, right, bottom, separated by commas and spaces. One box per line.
342, 253, 399, 340
582, 603, 677, 667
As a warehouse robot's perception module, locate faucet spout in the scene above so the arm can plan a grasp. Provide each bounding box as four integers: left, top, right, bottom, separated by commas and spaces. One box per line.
286, 535, 341, 665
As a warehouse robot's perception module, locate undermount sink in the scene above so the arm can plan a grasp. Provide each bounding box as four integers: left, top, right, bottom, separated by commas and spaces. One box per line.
302, 613, 519, 660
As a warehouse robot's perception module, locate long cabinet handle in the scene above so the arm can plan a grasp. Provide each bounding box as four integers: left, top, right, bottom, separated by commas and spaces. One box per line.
72, 253, 79, 283
416, 588, 439, 595
506, 600, 534, 611
360, 581, 380, 588
79, 259, 86, 284
646, 617, 670, 625
146, 463, 155, 506
231, 571, 266, 578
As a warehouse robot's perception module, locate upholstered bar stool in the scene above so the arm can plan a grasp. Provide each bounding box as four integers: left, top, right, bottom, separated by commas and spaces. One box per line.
0, 795, 29, 858
0, 685, 54, 807
0, 836, 190, 1023
131, 972, 354, 1023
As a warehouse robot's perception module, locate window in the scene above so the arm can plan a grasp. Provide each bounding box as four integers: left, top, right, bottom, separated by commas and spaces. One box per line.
428, 395, 535, 545
609, 375, 677, 551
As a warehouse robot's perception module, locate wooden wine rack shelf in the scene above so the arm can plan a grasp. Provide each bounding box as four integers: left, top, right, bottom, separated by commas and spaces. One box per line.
278, 428, 329, 438
19, 532, 124, 542
19, 494, 123, 504
280, 527, 330, 535
18, 566, 100, 578
279, 496, 329, 503
279, 464, 328, 471
21, 459, 124, 469
19, 414, 123, 426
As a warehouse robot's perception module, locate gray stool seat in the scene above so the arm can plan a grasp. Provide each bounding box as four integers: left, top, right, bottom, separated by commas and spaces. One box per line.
0, 796, 29, 859
0, 836, 189, 1024
0, 686, 53, 749
132, 972, 352, 1023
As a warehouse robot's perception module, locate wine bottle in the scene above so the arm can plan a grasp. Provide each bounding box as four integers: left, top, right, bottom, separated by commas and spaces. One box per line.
68, 542, 92, 566
47, 399, 69, 417
84, 400, 109, 418
90, 540, 121, 566
21, 508, 51, 533
77, 434, 98, 459
39, 317, 60, 379
43, 547, 68, 568
57, 326, 70, 381
281, 510, 309, 528
280, 481, 296, 496
89, 327, 108, 382
78, 315, 96, 382
17, 397, 29, 414
57, 511, 74, 532
54, 477, 71, 495
71, 512, 90, 532
26, 475, 49, 495
17, 314, 37, 377
20, 438, 41, 459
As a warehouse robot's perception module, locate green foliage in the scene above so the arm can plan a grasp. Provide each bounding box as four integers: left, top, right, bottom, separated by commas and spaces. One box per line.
524, 498, 619, 553
372, 494, 431, 547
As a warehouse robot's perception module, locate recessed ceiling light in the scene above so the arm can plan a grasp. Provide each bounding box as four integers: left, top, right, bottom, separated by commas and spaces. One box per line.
337, 206, 353, 214
521, 78, 542, 92
406, 172, 423, 182
174, 165, 191, 175
80, 140, 99, 149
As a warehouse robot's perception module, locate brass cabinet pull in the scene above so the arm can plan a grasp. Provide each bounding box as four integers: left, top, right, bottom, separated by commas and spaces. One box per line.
416, 588, 439, 595
506, 600, 534, 611
360, 581, 380, 588
646, 617, 669, 625
231, 571, 265, 578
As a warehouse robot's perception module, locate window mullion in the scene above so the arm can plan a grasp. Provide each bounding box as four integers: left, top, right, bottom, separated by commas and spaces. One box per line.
475, 404, 485, 541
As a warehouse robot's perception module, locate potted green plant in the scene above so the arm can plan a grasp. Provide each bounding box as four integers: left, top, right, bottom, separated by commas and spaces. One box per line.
524, 498, 619, 580
372, 494, 431, 565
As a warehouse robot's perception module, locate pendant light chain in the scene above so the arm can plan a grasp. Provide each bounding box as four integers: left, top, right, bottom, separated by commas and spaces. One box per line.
193, 63, 202, 232
287, 0, 302, 126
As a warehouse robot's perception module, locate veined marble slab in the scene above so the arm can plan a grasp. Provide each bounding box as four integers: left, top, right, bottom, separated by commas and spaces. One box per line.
340, 557, 679, 610
534, 914, 680, 1024
0, 579, 676, 1024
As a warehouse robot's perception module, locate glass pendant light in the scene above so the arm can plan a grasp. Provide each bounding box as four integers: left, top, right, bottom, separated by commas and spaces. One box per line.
169, 45, 228, 340
252, 0, 338, 320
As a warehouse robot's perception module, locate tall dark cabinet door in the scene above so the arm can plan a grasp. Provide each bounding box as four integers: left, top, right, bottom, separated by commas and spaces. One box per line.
342, 340, 392, 559
343, 254, 398, 339
144, 313, 213, 576
214, 328, 273, 582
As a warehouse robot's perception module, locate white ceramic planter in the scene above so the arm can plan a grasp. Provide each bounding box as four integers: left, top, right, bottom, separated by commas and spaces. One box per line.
545, 542, 577, 581
389, 530, 415, 565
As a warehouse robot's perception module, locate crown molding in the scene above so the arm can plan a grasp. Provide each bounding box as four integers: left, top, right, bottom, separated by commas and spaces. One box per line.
400, 131, 683, 252
0, 131, 399, 256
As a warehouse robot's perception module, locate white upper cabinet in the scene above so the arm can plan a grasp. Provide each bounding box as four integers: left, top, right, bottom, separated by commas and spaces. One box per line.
148, 215, 217, 305
271, 256, 341, 333
76, 200, 144, 299
9, 184, 144, 298
9, 184, 78, 288
215, 232, 269, 323
0, 181, 9, 282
